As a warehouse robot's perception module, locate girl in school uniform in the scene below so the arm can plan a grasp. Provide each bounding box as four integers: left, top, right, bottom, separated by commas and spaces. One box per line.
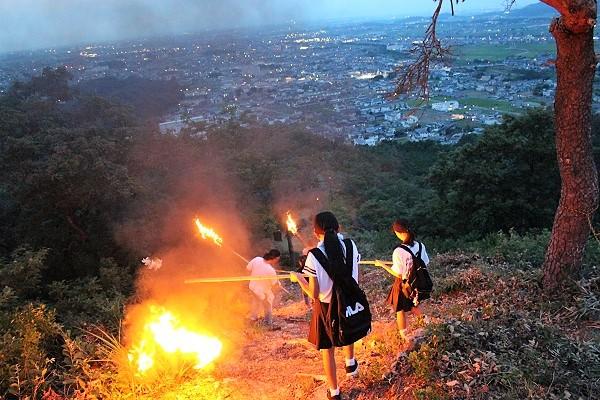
376, 219, 430, 344
291, 211, 361, 400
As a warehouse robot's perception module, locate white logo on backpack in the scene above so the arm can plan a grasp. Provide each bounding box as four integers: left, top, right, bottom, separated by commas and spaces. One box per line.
345, 302, 365, 317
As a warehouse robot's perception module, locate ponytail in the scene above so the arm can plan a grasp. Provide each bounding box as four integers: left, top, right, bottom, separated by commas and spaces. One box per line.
314, 212, 347, 273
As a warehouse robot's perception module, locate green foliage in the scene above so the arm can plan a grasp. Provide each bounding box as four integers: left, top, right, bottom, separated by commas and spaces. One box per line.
47, 277, 125, 330
348, 141, 447, 232
408, 343, 437, 380
45, 258, 129, 329
8, 66, 72, 102
348, 229, 397, 259
0, 247, 47, 299
427, 109, 559, 237
0, 68, 137, 279
467, 229, 550, 267
0, 303, 63, 398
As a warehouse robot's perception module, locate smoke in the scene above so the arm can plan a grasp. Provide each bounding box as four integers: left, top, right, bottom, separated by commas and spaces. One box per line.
0, 0, 530, 53
114, 124, 344, 372
115, 132, 258, 373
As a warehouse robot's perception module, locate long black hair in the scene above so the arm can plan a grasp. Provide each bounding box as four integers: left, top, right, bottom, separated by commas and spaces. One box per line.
263, 249, 281, 260
392, 218, 415, 246
314, 211, 348, 274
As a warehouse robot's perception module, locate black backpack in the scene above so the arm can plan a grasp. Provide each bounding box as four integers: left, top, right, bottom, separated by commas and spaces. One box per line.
399, 242, 433, 302
310, 239, 372, 347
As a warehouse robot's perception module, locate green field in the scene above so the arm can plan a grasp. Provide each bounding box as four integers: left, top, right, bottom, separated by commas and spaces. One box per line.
407, 96, 522, 115
459, 97, 521, 114
455, 42, 556, 62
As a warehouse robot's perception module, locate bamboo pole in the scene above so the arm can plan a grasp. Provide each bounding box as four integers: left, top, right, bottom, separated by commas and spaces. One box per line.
227, 247, 249, 263
359, 260, 392, 265
185, 261, 393, 284
184, 273, 309, 284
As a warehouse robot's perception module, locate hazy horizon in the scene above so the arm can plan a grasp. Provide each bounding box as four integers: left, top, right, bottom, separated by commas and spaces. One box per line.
0, 0, 540, 54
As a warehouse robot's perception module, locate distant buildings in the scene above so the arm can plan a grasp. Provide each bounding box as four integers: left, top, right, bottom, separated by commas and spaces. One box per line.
431, 100, 460, 112
4, 11, 599, 146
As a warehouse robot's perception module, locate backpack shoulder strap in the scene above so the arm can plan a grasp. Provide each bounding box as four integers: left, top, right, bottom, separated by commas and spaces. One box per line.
416, 242, 422, 259
309, 247, 333, 278
398, 244, 416, 258
342, 238, 354, 271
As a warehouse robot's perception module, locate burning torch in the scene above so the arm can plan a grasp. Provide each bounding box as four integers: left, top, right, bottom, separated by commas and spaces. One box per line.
194, 217, 249, 263
285, 211, 309, 248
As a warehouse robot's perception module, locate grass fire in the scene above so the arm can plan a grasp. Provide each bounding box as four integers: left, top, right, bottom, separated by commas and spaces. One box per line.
126, 305, 223, 376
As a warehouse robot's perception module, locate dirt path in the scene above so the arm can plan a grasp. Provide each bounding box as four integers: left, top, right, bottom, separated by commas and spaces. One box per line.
160, 276, 425, 400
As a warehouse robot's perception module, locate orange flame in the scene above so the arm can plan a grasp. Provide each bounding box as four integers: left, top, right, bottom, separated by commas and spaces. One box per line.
127, 306, 223, 375
286, 211, 298, 235
194, 218, 224, 247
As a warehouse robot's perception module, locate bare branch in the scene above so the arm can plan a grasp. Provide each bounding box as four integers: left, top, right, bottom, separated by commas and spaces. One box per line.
390, 0, 455, 100
504, 0, 518, 12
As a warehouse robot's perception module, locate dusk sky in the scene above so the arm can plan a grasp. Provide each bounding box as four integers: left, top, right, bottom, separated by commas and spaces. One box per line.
0, 0, 540, 53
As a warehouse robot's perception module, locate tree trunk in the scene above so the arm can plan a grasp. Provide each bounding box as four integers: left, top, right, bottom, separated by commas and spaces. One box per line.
542, 5, 599, 288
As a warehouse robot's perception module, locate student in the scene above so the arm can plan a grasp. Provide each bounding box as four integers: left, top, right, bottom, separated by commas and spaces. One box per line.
291, 212, 362, 400
376, 219, 430, 344
246, 249, 281, 326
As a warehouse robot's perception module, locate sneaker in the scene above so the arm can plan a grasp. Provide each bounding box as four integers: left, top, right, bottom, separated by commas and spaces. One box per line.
345, 360, 359, 377
326, 391, 341, 400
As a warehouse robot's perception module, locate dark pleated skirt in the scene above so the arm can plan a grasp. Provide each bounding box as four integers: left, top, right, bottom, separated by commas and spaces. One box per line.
386, 277, 414, 312
308, 300, 334, 350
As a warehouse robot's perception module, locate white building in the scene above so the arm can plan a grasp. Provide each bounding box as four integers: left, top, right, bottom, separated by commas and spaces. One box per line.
431, 100, 459, 112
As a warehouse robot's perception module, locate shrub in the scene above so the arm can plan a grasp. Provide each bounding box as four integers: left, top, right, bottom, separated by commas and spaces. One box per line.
0, 303, 63, 398
408, 343, 437, 380
47, 277, 125, 330
0, 247, 48, 299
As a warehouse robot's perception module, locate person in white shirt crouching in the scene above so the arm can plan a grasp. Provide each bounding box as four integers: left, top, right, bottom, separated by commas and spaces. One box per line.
246, 249, 281, 327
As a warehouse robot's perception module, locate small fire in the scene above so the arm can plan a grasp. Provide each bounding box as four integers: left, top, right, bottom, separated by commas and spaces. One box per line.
194, 217, 224, 247
127, 305, 223, 375
286, 211, 298, 235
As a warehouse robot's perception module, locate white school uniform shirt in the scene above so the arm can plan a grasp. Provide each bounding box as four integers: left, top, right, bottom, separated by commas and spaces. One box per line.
302, 233, 360, 303
391, 241, 430, 280
246, 257, 277, 304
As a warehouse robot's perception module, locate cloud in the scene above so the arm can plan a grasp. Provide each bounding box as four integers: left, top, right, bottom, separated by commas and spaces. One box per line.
0, 0, 539, 53
0, 0, 302, 52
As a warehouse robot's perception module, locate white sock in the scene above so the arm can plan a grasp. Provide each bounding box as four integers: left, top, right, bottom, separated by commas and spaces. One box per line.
345, 357, 356, 367
329, 387, 340, 396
